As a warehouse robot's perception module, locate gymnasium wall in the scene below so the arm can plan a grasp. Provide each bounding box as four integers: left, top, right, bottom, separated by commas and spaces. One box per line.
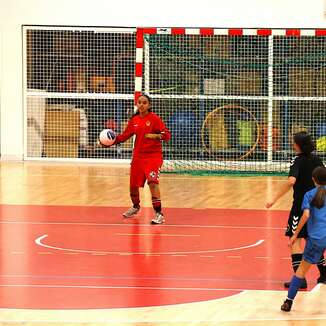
0, 0, 325, 160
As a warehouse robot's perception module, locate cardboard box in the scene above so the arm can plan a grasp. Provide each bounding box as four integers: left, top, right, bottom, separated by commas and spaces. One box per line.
44, 110, 80, 138
44, 110, 80, 158
43, 139, 79, 158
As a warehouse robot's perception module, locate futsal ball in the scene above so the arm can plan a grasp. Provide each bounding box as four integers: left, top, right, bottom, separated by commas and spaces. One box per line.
99, 129, 116, 147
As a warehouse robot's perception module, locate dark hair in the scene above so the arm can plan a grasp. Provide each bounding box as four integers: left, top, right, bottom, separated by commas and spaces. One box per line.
139, 94, 151, 104
293, 132, 315, 155
311, 166, 326, 209
132, 94, 152, 117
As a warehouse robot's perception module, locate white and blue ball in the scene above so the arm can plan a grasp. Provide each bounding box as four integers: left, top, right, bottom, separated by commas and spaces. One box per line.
99, 129, 116, 146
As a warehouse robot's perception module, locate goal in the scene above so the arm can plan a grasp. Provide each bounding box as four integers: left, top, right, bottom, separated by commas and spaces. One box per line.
135, 28, 326, 175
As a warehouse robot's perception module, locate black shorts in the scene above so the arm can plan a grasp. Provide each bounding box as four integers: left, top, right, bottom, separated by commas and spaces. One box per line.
285, 203, 308, 238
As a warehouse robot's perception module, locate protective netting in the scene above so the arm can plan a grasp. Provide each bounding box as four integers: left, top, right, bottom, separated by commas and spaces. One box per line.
25, 28, 135, 160
24, 28, 326, 175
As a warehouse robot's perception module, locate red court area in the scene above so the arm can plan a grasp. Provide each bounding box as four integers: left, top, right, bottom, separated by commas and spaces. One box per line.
0, 205, 319, 309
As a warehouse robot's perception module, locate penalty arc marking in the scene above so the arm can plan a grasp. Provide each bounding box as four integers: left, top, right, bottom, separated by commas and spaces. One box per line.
35, 234, 264, 255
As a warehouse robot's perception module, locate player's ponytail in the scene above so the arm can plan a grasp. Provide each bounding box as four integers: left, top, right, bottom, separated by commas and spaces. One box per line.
311, 166, 326, 209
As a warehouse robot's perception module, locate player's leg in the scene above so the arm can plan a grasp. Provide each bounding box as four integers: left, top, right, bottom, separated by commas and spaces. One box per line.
123, 160, 146, 218
123, 186, 141, 218
281, 259, 312, 311
284, 205, 307, 289
290, 231, 326, 285
144, 157, 164, 224
148, 182, 164, 224
316, 254, 326, 284
281, 238, 323, 311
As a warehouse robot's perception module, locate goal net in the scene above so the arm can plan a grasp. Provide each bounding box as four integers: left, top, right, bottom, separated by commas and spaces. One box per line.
139, 28, 326, 174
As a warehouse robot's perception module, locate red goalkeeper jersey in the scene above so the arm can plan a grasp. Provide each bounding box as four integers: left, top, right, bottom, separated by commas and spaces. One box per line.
115, 112, 171, 159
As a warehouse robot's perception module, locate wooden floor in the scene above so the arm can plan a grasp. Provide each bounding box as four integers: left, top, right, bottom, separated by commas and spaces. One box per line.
0, 161, 325, 325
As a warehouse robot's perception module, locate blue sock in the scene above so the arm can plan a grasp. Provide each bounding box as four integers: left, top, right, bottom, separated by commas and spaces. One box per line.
288, 275, 304, 300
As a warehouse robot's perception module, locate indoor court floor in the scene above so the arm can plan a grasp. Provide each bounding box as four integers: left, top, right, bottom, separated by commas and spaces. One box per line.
0, 161, 325, 325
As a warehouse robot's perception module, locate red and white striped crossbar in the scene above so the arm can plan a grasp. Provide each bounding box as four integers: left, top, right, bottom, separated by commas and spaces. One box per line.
140, 27, 326, 36
133, 27, 326, 104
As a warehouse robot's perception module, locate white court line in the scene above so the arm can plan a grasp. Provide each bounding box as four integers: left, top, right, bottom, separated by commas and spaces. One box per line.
310, 283, 323, 293
0, 283, 249, 291
1, 220, 285, 230
35, 234, 264, 255
116, 233, 200, 237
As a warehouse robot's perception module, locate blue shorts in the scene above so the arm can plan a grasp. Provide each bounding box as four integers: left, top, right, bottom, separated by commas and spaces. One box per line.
303, 237, 326, 264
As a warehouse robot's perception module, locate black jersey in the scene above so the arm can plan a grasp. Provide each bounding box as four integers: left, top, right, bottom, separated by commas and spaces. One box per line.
288, 153, 324, 204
